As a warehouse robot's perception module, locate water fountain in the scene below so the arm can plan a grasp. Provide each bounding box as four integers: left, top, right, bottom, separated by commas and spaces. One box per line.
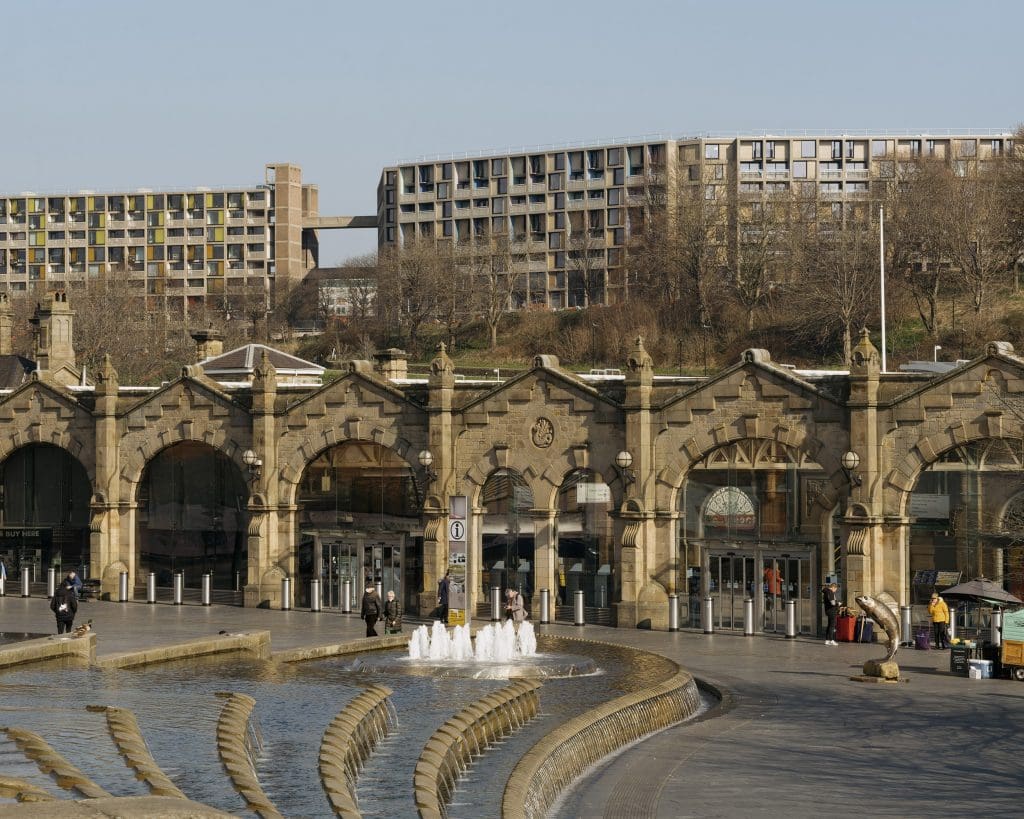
409, 619, 536, 662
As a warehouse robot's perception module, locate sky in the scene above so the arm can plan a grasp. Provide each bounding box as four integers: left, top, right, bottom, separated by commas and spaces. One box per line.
4, 0, 1021, 265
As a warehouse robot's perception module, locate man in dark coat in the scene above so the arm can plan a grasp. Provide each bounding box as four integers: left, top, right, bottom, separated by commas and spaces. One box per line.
361, 582, 382, 637
50, 581, 78, 634
437, 571, 451, 624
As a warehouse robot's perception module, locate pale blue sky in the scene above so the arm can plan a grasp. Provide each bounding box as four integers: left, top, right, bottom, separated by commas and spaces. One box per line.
4, 0, 1021, 264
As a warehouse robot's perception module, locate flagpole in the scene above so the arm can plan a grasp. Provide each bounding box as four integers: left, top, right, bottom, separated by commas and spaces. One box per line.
879, 205, 887, 373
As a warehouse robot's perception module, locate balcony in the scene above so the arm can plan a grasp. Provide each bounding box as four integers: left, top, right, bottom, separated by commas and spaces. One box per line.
820, 170, 842, 180
846, 170, 869, 180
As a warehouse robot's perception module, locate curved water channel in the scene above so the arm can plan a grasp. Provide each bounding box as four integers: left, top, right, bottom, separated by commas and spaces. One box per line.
0, 635, 682, 817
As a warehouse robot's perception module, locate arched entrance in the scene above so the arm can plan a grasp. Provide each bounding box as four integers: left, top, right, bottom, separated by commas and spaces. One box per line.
679, 439, 826, 633
136, 442, 248, 596
295, 441, 422, 613
0, 443, 90, 584
480, 469, 534, 604
908, 437, 1024, 631
556, 468, 613, 613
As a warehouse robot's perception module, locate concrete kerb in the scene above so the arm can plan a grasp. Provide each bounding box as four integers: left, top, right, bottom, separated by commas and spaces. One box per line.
501, 636, 703, 819
0, 632, 96, 670
96, 631, 271, 670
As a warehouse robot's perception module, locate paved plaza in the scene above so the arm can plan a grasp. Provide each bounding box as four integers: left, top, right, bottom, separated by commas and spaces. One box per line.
1, 596, 1022, 818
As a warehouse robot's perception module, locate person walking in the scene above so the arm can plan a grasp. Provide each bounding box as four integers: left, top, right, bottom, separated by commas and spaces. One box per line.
928, 592, 950, 649
361, 582, 382, 638
50, 580, 78, 635
383, 589, 402, 634
822, 581, 840, 646
436, 571, 451, 624
504, 587, 526, 624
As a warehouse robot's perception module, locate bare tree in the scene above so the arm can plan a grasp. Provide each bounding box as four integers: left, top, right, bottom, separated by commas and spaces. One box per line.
626, 167, 726, 333
726, 193, 792, 331
883, 158, 953, 338
792, 213, 880, 363
567, 221, 606, 308
475, 236, 517, 349
375, 239, 447, 352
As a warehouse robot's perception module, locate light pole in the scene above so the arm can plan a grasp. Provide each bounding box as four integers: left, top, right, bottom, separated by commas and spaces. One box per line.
590, 322, 597, 370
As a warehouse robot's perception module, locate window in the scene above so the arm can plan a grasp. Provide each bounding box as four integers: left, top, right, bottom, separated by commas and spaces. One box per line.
613, 168, 624, 185
847, 182, 868, 192
871, 140, 887, 157
819, 182, 842, 193
801, 140, 816, 158
927, 140, 936, 156
846, 141, 855, 158
588, 189, 605, 200
608, 188, 621, 206
705, 144, 719, 159
990, 139, 1002, 155
491, 158, 505, 176
704, 185, 716, 200
958, 140, 977, 157
766, 162, 787, 174
553, 192, 565, 209
831, 140, 842, 159
553, 211, 565, 229
554, 153, 566, 171
739, 182, 761, 193
751, 142, 762, 160
792, 161, 808, 178
741, 162, 762, 174
492, 198, 505, 215
766, 141, 776, 159
909, 140, 921, 157
607, 148, 622, 165
548, 173, 562, 191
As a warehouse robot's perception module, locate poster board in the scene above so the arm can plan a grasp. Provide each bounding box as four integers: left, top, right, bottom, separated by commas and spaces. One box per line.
447, 495, 468, 626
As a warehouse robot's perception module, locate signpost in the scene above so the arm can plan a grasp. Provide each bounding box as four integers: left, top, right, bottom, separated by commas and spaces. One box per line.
447, 495, 468, 626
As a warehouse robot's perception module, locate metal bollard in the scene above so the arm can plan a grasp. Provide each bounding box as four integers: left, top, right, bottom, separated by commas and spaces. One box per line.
281, 576, 292, 611
668, 593, 679, 632
235, 571, 242, 592
900, 605, 913, 646
785, 599, 797, 638
201, 573, 212, 606
948, 606, 957, 641
702, 596, 714, 634
21, 570, 31, 598
375, 581, 382, 600
147, 572, 156, 604
173, 572, 184, 605
490, 586, 502, 621
310, 578, 322, 612
539, 588, 550, 624
0, 572, 5, 597
342, 579, 352, 614
743, 597, 755, 636
47, 567, 56, 599
118, 571, 129, 603
573, 589, 586, 626
991, 609, 1002, 648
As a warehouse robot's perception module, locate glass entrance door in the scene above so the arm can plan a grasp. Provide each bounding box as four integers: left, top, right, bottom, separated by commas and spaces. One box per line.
762, 553, 813, 634
362, 539, 402, 599
321, 540, 358, 609
710, 553, 755, 629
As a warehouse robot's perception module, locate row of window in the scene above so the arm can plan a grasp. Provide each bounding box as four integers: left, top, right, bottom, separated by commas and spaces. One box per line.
704, 137, 1008, 161
0, 191, 268, 217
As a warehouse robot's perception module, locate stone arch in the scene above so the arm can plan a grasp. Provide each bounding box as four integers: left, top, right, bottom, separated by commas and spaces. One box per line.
277, 428, 419, 508
656, 426, 845, 529
119, 419, 250, 500
885, 422, 1024, 518
0, 434, 94, 486
464, 451, 553, 513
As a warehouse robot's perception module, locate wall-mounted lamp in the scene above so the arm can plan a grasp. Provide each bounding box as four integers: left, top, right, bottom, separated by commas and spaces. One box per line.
418, 449, 437, 483
615, 450, 636, 486
242, 448, 262, 480
841, 450, 862, 487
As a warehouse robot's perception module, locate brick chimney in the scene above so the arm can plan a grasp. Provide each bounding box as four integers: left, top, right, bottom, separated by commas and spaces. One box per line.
373, 348, 408, 381
191, 328, 224, 361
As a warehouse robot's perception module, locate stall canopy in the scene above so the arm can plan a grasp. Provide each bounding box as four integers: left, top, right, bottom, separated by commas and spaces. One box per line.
940, 578, 1023, 609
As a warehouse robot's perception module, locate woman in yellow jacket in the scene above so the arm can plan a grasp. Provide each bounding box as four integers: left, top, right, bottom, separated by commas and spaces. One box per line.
928, 593, 950, 649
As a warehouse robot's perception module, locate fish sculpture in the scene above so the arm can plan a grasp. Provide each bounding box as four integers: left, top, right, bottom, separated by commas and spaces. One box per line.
855, 595, 900, 663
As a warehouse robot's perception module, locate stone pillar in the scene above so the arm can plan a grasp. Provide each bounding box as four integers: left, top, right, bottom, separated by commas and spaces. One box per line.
617, 336, 660, 627
92, 355, 121, 598
373, 348, 409, 382
530, 509, 557, 620
30, 291, 76, 379
245, 351, 279, 608
844, 328, 884, 603
420, 343, 455, 616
